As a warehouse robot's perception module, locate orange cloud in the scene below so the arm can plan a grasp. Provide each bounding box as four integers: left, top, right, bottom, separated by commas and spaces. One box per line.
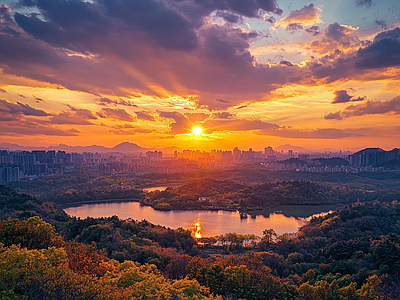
274, 4, 322, 30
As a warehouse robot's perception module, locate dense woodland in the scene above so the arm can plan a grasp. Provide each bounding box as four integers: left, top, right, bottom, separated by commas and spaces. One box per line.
141, 177, 400, 211
1, 182, 400, 299
5, 168, 400, 211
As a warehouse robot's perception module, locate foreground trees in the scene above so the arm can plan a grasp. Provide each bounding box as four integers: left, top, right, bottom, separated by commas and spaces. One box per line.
1, 184, 400, 299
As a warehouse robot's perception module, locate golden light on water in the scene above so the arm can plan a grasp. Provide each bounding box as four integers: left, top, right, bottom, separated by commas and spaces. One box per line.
193, 222, 202, 238
193, 127, 202, 135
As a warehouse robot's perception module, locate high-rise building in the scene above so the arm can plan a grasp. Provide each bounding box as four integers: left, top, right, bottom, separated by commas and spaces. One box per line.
233, 147, 241, 162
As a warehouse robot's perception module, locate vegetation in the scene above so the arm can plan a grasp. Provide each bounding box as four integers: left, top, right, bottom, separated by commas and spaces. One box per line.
6, 170, 142, 205
141, 178, 400, 211
2, 176, 400, 299
5, 167, 400, 209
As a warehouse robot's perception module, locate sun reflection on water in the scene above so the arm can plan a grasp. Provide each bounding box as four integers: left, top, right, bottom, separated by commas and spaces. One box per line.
193, 222, 202, 238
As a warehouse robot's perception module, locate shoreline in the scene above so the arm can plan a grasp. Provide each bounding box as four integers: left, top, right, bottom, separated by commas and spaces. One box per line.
56, 198, 141, 208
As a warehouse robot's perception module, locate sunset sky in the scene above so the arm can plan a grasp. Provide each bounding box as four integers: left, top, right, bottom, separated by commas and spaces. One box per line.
0, 0, 399, 151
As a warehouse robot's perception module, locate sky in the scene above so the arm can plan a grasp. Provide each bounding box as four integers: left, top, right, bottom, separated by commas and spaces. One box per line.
0, 0, 399, 152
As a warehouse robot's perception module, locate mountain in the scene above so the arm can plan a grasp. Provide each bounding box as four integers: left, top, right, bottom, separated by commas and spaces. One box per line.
0, 142, 147, 153
275, 144, 309, 153
111, 142, 146, 153
47, 144, 111, 153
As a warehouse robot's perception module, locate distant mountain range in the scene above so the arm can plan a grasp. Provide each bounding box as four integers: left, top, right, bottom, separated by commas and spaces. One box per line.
0, 142, 180, 154
275, 144, 308, 153
0, 142, 358, 154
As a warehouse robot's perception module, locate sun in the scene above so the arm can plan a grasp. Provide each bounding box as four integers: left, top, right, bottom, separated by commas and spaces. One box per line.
193, 127, 202, 135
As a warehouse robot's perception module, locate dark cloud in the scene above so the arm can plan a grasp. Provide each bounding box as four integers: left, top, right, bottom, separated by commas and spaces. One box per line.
0, 99, 49, 117
332, 90, 366, 104
286, 23, 303, 32
97, 108, 134, 121
0, 0, 296, 111
216, 99, 230, 103
216, 11, 241, 23
355, 27, 400, 69
15, 0, 282, 53
16, 102, 49, 116
264, 16, 276, 24
280, 60, 294, 67
375, 20, 388, 30
17, 93, 27, 98
0, 88, 7, 93
135, 111, 154, 121
306, 25, 320, 36
324, 111, 343, 120
307, 22, 360, 55
49, 112, 94, 125
324, 96, 400, 120
308, 27, 400, 83
213, 112, 235, 119
97, 97, 138, 107
33, 96, 43, 102
0, 121, 78, 136
65, 104, 97, 120
343, 96, 400, 117
355, 0, 373, 8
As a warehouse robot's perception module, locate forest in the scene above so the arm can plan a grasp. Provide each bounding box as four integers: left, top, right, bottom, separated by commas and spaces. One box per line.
5, 168, 400, 211
1, 183, 400, 299
141, 177, 400, 211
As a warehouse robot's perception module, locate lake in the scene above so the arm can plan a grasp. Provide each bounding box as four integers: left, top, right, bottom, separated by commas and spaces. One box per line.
63, 202, 343, 237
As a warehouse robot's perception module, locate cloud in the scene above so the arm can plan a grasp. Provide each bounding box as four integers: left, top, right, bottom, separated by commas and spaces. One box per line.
97, 108, 134, 121
306, 25, 320, 36
324, 111, 343, 120
324, 95, 400, 119
354, 27, 400, 69
201, 117, 355, 139
33, 95, 43, 102
274, 4, 322, 29
159, 111, 192, 134
286, 23, 304, 32
0, 121, 78, 136
202, 119, 278, 133
307, 22, 360, 55
17, 93, 27, 98
0, 99, 49, 117
0, 0, 300, 111
332, 90, 366, 104
216, 11, 241, 23
257, 127, 355, 139
213, 112, 236, 119
49, 111, 95, 125
65, 104, 97, 120
355, 0, 373, 8
96, 97, 138, 107
375, 20, 388, 30
343, 96, 400, 117
135, 111, 154, 121
0, 88, 6, 93
308, 27, 400, 83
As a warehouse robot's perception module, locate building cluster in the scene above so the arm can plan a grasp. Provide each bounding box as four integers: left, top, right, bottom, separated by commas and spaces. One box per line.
0, 148, 199, 182
349, 148, 400, 166
1, 146, 398, 182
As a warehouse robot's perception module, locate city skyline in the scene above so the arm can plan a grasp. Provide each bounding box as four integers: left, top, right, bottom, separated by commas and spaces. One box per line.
0, 0, 400, 150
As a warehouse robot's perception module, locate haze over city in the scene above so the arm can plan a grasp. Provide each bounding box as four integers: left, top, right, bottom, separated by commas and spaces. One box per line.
0, 0, 399, 151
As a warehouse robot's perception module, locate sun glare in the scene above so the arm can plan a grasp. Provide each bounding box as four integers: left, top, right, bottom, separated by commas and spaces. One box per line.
193, 127, 202, 135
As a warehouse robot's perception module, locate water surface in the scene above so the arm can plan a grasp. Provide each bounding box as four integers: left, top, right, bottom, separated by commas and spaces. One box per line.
64, 202, 340, 237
